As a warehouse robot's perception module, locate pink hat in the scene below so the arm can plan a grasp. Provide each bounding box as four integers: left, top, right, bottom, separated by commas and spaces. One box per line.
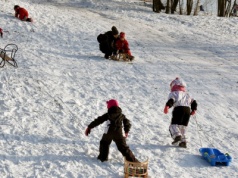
170, 77, 186, 92
106, 99, 119, 109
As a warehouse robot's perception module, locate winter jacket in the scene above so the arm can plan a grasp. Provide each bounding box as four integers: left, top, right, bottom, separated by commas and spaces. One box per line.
116, 39, 132, 56
15, 7, 29, 20
88, 106, 131, 134
97, 31, 118, 55
0, 28, 2, 37
166, 91, 197, 111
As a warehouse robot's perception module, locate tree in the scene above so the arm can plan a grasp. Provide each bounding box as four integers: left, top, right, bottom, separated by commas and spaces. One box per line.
193, 0, 200, 15
166, 0, 172, 14
187, 0, 193, 15
179, 0, 184, 14
218, 0, 226, 16
171, 0, 179, 13
153, 0, 165, 12
225, 0, 232, 16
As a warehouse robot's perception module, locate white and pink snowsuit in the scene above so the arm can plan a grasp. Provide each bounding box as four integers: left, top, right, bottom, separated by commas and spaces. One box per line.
165, 78, 197, 143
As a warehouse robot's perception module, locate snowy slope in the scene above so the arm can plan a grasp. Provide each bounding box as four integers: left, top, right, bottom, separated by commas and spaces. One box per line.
0, 0, 238, 177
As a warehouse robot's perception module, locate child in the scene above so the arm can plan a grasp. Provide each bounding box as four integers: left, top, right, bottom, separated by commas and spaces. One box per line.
14, 5, 33, 22
115, 32, 134, 61
0, 28, 3, 38
163, 77, 197, 148
85, 99, 139, 162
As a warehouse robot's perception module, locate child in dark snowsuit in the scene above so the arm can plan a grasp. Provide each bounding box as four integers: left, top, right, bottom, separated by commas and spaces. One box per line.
164, 78, 197, 148
97, 26, 119, 59
85, 99, 139, 162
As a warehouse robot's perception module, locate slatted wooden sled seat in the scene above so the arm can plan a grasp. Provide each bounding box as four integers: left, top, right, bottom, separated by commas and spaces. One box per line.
0, 44, 18, 68
124, 158, 149, 178
110, 53, 134, 62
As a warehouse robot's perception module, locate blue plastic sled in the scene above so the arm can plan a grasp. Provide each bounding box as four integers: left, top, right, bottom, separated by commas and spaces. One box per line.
199, 148, 232, 166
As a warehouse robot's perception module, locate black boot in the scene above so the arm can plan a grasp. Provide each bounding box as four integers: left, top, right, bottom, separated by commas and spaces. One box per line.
179, 142, 187, 148
104, 54, 109, 59
97, 155, 108, 162
172, 135, 182, 145
129, 55, 134, 61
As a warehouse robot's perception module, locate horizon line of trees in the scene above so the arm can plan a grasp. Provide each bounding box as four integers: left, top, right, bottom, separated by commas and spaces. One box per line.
152, 0, 237, 17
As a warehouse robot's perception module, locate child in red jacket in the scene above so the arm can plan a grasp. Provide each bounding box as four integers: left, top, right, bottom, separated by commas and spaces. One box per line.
14, 5, 33, 22
115, 32, 134, 61
0, 28, 3, 38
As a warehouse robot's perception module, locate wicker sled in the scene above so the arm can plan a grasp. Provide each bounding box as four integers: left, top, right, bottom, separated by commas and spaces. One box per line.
124, 158, 149, 178
0, 44, 18, 68
110, 53, 134, 62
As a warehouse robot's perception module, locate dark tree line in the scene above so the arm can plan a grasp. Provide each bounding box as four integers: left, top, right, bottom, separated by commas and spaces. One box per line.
153, 0, 196, 15
152, 0, 237, 17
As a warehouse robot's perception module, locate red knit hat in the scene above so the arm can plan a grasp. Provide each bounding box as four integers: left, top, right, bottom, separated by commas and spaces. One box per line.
120, 32, 125, 38
106, 99, 119, 109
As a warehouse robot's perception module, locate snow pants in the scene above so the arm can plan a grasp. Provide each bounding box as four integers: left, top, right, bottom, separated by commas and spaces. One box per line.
98, 133, 138, 162
169, 106, 191, 142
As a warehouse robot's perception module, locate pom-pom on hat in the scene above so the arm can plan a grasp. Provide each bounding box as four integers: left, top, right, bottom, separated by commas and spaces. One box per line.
107, 99, 119, 109
120, 32, 125, 38
111, 26, 119, 35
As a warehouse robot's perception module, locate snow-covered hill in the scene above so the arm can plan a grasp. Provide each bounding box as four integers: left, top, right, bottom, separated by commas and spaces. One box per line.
0, 0, 238, 177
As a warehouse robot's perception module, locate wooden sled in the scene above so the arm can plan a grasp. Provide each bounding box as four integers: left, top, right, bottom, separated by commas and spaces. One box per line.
124, 158, 149, 178
0, 44, 18, 68
110, 53, 134, 62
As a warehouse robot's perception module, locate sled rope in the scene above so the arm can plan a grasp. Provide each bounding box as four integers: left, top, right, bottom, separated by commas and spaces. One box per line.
194, 114, 215, 148
194, 115, 203, 147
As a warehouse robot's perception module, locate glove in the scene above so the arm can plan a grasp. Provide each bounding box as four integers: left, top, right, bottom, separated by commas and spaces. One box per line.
164, 106, 169, 114
85, 127, 91, 136
125, 132, 128, 138
190, 110, 196, 115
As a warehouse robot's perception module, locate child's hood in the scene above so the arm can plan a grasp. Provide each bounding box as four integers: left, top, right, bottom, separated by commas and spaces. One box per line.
107, 106, 123, 122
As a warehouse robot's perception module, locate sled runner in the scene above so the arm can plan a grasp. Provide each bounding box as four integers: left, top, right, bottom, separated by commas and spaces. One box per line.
0, 44, 18, 68
199, 148, 232, 166
124, 158, 149, 178
110, 53, 134, 62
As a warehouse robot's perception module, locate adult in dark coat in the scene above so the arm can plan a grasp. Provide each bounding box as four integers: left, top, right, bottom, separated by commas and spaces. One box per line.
85, 99, 139, 162
97, 26, 119, 59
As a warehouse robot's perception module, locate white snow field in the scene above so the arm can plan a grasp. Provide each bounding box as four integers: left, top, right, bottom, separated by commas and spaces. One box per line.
0, 0, 238, 177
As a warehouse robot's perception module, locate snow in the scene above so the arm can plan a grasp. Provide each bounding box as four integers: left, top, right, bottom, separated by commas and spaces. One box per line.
0, 0, 238, 177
